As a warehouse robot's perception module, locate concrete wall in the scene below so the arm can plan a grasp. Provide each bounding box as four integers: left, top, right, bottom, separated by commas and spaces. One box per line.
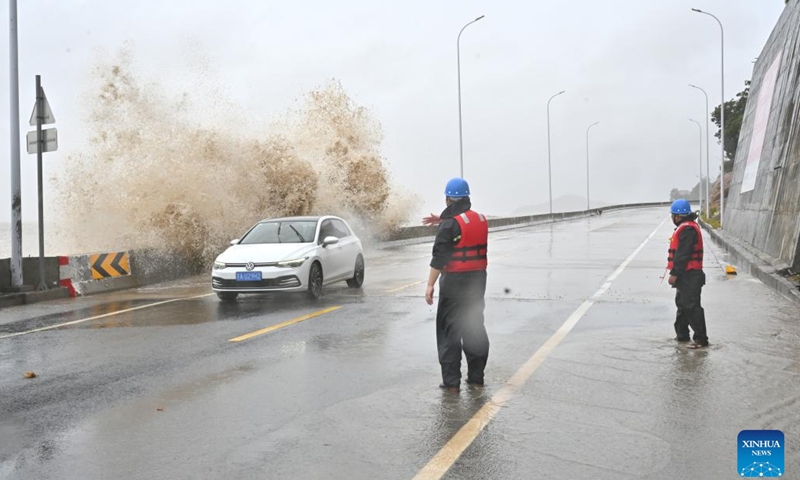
130, 249, 203, 285
0, 257, 61, 290
725, 0, 800, 271
384, 202, 671, 242
0, 259, 7, 289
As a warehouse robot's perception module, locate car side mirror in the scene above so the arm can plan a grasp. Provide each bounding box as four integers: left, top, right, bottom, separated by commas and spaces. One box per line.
230, 239, 240, 245
322, 236, 339, 247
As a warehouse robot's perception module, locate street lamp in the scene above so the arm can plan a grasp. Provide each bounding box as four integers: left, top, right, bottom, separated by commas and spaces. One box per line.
457, 15, 485, 178
692, 8, 725, 228
689, 119, 703, 210
689, 84, 711, 218
8, 0, 23, 288
586, 122, 599, 211
546, 90, 566, 215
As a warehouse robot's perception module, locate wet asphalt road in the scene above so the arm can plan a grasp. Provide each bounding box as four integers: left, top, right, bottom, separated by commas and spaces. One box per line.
1, 207, 799, 480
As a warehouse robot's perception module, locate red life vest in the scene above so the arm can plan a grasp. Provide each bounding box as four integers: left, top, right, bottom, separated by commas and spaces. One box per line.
443, 210, 488, 273
667, 221, 704, 271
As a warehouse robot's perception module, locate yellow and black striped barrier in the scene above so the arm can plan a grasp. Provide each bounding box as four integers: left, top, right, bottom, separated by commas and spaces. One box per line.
90, 252, 131, 280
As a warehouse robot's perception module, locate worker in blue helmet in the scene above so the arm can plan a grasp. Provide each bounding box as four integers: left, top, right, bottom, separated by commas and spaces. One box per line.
423, 178, 490, 391
667, 199, 708, 348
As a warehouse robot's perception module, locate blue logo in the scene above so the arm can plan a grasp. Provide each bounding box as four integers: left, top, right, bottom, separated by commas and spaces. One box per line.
738, 430, 784, 477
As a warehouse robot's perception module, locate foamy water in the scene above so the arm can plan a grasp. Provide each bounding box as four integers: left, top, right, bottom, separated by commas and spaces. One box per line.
50, 47, 417, 269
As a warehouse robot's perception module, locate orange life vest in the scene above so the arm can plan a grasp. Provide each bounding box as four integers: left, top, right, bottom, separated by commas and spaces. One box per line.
667, 221, 703, 272
443, 210, 488, 272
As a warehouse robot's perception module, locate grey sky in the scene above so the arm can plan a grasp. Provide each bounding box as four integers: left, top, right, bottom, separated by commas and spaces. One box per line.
0, 0, 789, 223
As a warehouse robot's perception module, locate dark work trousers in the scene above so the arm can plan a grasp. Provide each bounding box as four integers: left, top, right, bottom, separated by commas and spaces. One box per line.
674, 270, 708, 345
436, 270, 489, 386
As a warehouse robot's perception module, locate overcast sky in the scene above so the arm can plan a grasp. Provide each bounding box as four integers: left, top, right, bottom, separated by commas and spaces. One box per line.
0, 0, 790, 223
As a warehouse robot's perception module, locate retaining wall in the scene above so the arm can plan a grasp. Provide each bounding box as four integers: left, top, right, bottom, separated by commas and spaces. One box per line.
724, 0, 800, 271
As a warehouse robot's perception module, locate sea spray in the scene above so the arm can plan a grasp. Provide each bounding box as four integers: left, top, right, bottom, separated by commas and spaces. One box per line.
53, 47, 417, 270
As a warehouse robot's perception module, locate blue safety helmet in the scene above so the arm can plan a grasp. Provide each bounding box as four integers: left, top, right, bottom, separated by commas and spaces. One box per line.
670, 199, 692, 215
445, 178, 471, 198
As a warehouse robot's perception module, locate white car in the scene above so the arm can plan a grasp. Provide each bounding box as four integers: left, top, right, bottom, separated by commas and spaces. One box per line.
211, 216, 364, 301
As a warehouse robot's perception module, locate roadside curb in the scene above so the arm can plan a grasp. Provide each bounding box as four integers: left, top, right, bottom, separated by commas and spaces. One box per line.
0, 286, 71, 308
699, 219, 800, 305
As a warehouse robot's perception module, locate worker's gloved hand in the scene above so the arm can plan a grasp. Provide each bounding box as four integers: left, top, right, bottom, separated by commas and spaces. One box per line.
668, 275, 678, 286
422, 213, 441, 226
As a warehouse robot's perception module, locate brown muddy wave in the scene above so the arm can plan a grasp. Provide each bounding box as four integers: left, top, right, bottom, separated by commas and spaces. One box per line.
53, 48, 416, 270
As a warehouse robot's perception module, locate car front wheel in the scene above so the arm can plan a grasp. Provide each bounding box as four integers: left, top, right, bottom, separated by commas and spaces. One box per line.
308, 262, 323, 300
346, 255, 365, 288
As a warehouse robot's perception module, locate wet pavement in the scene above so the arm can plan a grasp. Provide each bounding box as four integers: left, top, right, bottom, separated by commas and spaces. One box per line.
1, 207, 798, 479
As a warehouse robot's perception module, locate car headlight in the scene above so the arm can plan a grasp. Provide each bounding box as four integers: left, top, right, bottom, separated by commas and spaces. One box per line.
213, 261, 227, 270
277, 257, 307, 268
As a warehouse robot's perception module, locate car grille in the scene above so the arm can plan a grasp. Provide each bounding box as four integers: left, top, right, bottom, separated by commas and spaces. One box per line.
212, 275, 301, 289
224, 262, 278, 268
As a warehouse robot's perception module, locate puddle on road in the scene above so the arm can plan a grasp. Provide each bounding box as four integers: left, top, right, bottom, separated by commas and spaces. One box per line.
67, 292, 350, 329
146, 363, 258, 407
0, 300, 156, 335
1, 285, 369, 334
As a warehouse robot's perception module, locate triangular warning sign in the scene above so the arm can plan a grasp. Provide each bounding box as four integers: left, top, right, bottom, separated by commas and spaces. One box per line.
29, 89, 55, 126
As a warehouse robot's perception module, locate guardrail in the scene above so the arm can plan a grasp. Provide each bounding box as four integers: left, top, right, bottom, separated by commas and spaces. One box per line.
383, 201, 672, 243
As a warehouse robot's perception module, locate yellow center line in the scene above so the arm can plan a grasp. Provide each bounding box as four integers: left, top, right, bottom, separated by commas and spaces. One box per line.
0, 293, 216, 340
385, 280, 426, 294
412, 218, 668, 480
228, 306, 342, 342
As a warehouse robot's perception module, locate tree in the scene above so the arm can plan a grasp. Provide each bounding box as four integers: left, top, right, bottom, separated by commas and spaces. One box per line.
689, 180, 702, 202
712, 80, 750, 173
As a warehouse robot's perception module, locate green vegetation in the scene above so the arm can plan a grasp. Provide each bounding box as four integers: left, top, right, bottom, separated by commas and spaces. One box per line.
700, 211, 721, 229
712, 81, 750, 173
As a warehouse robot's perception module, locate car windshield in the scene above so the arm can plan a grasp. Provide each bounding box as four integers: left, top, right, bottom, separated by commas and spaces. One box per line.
239, 221, 317, 244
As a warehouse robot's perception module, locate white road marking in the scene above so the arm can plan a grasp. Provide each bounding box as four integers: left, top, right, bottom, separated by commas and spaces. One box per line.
412, 217, 668, 480
0, 293, 215, 339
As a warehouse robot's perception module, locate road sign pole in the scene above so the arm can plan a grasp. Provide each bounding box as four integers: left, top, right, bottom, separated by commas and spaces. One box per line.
35, 75, 47, 291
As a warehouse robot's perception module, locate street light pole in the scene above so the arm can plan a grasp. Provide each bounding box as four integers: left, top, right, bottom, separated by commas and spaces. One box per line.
689, 119, 703, 209
586, 122, 599, 211
457, 15, 484, 178
692, 8, 725, 228
546, 90, 565, 215
689, 84, 711, 218
8, 0, 23, 288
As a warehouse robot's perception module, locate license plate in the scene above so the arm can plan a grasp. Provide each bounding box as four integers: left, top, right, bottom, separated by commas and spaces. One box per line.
236, 271, 262, 282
